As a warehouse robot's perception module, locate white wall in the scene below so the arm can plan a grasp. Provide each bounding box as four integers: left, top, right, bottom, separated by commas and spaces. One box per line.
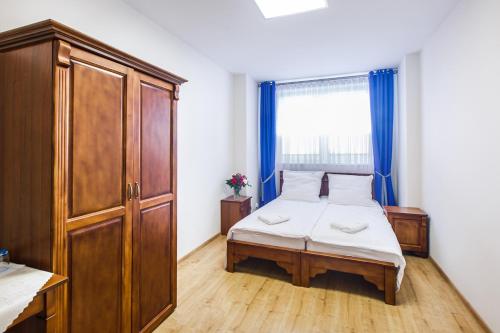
245, 77, 259, 208
232, 74, 259, 209
397, 52, 422, 207
420, 0, 500, 331
0, 0, 234, 259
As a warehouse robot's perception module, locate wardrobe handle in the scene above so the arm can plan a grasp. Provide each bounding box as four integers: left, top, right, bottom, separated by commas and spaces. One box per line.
127, 183, 133, 201
134, 182, 141, 199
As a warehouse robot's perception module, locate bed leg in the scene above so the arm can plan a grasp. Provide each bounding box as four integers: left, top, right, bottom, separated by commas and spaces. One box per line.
384, 267, 396, 305
226, 241, 235, 273
291, 252, 301, 286
300, 254, 310, 287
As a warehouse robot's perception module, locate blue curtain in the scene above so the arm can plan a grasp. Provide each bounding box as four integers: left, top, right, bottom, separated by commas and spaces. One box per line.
259, 81, 277, 206
369, 69, 396, 206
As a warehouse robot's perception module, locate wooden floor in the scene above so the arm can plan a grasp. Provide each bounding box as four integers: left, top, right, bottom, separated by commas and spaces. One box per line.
155, 236, 485, 333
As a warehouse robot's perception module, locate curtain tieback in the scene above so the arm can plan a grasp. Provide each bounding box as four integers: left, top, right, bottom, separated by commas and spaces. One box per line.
261, 169, 275, 201
375, 171, 391, 205
375, 171, 391, 178
261, 170, 275, 184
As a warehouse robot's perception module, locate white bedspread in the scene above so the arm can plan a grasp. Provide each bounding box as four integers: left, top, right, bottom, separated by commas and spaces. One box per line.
228, 197, 328, 249
307, 203, 406, 289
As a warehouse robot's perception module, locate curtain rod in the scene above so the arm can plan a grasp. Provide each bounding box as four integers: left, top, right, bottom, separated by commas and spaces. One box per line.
258, 68, 399, 87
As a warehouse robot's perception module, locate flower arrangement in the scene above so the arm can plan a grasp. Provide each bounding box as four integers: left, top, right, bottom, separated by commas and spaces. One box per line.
225, 173, 251, 197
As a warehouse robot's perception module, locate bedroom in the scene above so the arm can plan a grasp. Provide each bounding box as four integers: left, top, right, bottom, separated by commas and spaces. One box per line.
0, 0, 498, 332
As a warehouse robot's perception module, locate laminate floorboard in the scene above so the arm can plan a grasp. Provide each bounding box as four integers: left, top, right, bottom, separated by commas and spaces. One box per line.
155, 236, 486, 333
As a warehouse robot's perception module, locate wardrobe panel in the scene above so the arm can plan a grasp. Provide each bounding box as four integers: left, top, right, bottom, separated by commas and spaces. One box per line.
68, 218, 123, 333
132, 73, 176, 332
65, 47, 134, 333
138, 204, 172, 329
70, 61, 125, 217
0, 41, 53, 270
139, 82, 172, 200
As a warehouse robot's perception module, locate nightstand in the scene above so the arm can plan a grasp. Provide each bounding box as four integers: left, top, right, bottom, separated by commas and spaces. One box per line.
384, 206, 429, 257
221, 196, 251, 235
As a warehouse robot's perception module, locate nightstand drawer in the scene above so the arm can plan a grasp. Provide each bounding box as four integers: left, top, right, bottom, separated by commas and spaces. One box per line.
393, 218, 420, 246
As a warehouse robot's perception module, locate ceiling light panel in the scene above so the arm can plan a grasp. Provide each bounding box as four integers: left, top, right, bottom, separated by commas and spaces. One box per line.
254, 0, 328, 19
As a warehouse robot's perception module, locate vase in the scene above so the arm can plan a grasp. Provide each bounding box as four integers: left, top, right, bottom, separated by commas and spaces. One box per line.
233, 187, 241, 198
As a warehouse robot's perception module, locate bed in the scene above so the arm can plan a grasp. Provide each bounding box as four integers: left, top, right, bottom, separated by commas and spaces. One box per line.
303, 202, 405, 304
227, 197, 328, 285
228, 196, 328, 250
226, 171, 403, 304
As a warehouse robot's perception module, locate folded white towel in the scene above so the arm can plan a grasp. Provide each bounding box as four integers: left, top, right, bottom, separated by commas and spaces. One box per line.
330, 221, 368, 234
258, 214, 290, 225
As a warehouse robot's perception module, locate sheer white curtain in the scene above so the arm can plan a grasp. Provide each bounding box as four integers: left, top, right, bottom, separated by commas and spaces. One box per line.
276, 76, 373, 173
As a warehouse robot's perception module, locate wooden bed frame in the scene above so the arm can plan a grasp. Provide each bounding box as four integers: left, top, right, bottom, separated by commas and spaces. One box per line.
227, 240, 302, 285
226, 171, 398, 305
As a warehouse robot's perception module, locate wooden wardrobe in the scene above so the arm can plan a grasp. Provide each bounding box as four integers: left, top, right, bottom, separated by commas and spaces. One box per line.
0, 20, 186, 333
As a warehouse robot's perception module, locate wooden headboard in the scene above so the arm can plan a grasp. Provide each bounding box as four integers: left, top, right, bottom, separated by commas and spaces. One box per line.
279, 171, 374, 198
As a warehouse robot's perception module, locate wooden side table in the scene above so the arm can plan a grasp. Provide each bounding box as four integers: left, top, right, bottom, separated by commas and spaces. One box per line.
7, 274, 68, 332
221, 196, 251, 235
384, 206, 429, 257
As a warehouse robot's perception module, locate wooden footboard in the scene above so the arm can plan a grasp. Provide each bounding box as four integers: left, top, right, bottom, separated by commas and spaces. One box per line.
226, 240, 398, 305
226, 239, 302, 286
301, 250, 398, 305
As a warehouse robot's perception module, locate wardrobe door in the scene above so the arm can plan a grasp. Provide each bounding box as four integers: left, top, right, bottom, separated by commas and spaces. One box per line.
65, 47, 134, 333
132, 73, 177, 332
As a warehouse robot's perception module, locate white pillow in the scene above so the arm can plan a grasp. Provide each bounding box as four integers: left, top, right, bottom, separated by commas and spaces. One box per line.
281, 170, 324, 202
328, 174, 375, 206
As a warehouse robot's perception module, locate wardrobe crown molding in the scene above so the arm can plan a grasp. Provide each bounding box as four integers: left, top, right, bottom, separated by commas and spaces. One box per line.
0, 19, 188, 85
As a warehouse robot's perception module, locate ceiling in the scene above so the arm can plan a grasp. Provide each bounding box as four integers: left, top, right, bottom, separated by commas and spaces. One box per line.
123, 0, 459, 81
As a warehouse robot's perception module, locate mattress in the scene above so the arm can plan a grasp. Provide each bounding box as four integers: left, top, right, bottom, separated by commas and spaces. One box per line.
227, 197, 328, 250
307, 202, 406, 289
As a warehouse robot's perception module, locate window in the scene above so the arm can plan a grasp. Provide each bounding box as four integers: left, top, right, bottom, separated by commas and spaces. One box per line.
276, 76, 373, 173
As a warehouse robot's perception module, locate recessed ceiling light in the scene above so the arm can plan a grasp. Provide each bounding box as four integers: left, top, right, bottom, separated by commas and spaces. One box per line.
254, 0, 328, 19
